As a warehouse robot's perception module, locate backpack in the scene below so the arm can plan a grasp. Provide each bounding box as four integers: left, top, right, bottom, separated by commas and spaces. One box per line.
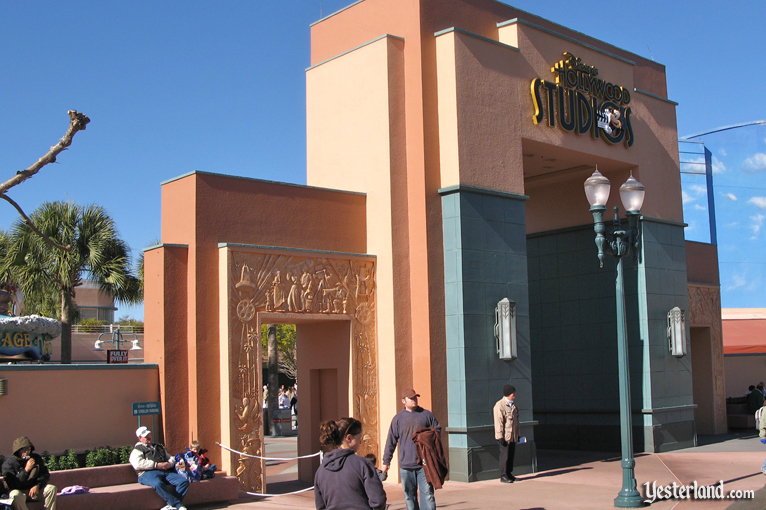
755, 407, 764, 431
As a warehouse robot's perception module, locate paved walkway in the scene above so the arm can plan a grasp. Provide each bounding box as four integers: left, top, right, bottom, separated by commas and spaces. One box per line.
195, 433, 766, 509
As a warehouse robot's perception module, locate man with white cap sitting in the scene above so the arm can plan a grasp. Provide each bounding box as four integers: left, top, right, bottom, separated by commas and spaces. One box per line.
129, 426, 188, 510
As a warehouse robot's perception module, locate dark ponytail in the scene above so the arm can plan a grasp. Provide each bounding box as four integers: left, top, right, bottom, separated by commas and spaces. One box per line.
319, 417, 362, 451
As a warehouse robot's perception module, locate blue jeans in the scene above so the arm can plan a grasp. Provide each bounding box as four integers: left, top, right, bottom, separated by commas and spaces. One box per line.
400, 467, 435, 510
139, 470, 189, 507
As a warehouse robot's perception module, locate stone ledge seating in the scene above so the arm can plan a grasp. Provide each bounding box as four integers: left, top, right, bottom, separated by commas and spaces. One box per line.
24, 463, 240, 510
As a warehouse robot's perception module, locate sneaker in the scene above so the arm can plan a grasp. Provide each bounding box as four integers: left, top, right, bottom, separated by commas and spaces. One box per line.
177, 506, 188, 510
160, 506, 176, 510
500, 475, 513, 483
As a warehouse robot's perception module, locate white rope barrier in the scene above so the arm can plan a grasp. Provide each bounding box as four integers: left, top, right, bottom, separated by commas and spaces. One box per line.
244, 486, 316, 497
216, 442, 322, 498
216, 442, 321, 461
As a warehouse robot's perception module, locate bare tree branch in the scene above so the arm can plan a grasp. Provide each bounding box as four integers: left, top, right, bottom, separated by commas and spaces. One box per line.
0, 110, 90, 196
0, 195, 71, 252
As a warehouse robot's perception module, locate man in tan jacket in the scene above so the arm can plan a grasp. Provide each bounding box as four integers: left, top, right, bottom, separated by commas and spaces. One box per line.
493, 384, 519, 483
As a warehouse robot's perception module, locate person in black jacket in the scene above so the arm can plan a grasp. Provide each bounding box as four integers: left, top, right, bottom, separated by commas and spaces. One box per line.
1, 436, 57, 510
314, 417, 386, 510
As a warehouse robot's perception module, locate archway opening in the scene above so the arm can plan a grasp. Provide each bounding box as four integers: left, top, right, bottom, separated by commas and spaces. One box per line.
260, 317, 351, 493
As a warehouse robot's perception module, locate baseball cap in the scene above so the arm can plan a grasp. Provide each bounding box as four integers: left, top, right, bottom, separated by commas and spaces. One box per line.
401, 388, 420, 399
136, 426, 152, 438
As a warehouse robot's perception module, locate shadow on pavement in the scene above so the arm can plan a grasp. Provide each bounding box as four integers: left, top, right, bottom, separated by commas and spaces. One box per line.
535, 449, 617, 471
521, 466, 593, 480
264, 479, 312, 495
698, 430, 758, 445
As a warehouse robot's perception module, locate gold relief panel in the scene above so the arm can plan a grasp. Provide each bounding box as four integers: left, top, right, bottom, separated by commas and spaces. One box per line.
227, 247, 377, 492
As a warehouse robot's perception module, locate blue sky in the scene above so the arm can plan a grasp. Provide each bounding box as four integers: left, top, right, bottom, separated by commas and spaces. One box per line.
1, 1, 764, 319
680, 123, 766, 307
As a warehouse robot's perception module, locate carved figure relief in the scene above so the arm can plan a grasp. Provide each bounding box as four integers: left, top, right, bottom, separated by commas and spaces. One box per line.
228, 249, 377, 492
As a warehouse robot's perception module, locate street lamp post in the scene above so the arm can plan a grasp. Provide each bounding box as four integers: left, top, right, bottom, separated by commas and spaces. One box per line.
584, 167, 645, 509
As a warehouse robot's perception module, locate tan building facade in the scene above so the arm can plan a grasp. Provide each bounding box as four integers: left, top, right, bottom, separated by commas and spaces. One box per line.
145, 0, 724, 489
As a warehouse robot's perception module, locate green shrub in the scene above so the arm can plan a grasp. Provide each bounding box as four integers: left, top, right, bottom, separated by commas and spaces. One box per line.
42, 453, 58, 471
118, 445, 132, 464
44, 445, 133, 470
117, 317, 144, 329
77, 318, 107, 332
57, 449, 81, 470
86, 447, 120, 467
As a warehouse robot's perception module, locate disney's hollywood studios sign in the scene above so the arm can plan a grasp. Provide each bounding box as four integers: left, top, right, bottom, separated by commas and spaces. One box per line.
530, 52, 634, 147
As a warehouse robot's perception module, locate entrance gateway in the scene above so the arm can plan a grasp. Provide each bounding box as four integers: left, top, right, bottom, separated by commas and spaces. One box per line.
145, 0, 725, 492
223, 247, 378, 489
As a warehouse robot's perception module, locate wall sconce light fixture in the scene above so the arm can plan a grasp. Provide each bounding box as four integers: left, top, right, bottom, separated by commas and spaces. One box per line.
667, 307, 687, 357
495, 297, 517, 360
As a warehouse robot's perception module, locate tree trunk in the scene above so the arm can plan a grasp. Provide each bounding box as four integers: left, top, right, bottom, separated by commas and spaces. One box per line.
60, 291, 72, 364
267, 324, 279, 436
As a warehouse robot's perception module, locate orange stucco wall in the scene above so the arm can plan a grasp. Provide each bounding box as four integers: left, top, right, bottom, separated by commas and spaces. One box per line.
306, 34, 413, 442
295, 319, 351, 482
146, 172, 367, 462
144, 244, 190, 451
686, 241, 720, 286
0, 365, 159, 454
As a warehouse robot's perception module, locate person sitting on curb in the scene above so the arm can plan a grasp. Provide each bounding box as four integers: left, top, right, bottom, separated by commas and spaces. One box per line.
1, 436, 57, 510
175, 440, 216, 482
129, 427, 188, 510
2, 469, 37, 510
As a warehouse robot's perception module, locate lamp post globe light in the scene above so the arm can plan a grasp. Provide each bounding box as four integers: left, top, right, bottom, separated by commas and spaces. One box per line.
584, 167, 645, 508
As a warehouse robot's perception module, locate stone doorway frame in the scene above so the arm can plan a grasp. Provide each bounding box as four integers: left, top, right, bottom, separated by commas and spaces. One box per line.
219, 244, 378, 491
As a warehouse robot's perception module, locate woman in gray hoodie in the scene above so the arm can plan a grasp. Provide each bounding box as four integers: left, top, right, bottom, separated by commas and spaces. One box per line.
314, 417, 387, 510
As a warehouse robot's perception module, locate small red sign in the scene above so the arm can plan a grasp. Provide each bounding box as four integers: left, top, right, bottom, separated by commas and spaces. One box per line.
107, 349, 129, 364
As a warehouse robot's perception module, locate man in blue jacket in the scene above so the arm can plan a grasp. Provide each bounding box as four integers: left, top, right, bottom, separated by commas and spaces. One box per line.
382, 388, 440, 510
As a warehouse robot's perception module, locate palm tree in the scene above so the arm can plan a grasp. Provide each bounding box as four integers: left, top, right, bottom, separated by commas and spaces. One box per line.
1, 201, 141, 363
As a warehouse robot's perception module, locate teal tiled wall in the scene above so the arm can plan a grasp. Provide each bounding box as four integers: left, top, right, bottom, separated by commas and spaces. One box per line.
440, 186, 535, 481
527, 218, 694, 452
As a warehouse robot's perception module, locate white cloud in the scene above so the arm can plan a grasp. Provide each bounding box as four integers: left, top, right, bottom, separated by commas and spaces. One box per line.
719, 148, 728, 157
724, 192, 738, 201
743, 153, 766, 173
690, 184, 707, 195
725, 221, 739, 228
722, 267, 762, 296
750, 213, 765, 239
682, 191, 694, 204
680, 155, 725, 174
725, 273, 747, 291
712, 155, 726, 174
748, 197, 766, 209
693, 204, 707, 211
680, 159, 704, 174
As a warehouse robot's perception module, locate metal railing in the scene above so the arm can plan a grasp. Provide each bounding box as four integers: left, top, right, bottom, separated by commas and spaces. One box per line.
71, 324, 144, 334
